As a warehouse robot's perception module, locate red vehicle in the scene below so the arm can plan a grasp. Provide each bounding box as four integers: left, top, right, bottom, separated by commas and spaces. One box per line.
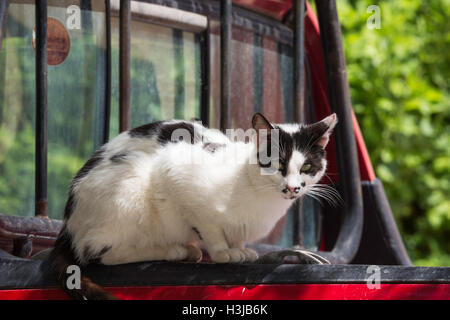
0, 0, 448, 300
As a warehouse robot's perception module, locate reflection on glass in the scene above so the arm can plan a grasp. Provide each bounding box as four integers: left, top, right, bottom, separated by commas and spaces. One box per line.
209, 25, 294, 130
0, 2, 106, 219
109, 19, 201, 138
209, 23, 322, 249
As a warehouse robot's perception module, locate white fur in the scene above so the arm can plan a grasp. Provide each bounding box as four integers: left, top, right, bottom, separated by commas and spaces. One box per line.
66, 122, 328, 265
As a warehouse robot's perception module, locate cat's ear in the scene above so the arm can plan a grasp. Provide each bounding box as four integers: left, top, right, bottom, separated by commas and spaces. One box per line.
310, 113, 338, 148
252, 113, 274, 145
252, 113, 274, 132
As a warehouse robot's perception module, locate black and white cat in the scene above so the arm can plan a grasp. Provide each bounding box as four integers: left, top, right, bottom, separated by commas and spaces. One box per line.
50, 112, 337, 299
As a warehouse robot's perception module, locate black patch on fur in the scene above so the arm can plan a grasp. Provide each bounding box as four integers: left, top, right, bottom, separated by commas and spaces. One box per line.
110, 152, 128, 163
73, 149, 104, 182
64, 148, 104, 220
192, 227, 203, 240
64, 191, 76, 220
258, 122, 330, 177
128, 121, 164, 138
83, 245, 112, 264
50, 227, 117, 300
49, 227, 84, 299
203, 142, 225, 153
129, 121, 202, 146
157, 122, 199, 145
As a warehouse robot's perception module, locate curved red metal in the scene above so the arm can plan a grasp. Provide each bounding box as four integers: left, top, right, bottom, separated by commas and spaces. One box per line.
233, 0, 292, 20
0, 284, 448, 300
303, 1, 376, 182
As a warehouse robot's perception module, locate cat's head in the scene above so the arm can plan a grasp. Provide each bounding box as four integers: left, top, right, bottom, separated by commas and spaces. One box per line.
252, 113, 338, 200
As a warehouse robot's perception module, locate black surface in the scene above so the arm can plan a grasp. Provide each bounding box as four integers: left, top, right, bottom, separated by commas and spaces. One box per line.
0, 252, 448, 290
353, 179, 412, 265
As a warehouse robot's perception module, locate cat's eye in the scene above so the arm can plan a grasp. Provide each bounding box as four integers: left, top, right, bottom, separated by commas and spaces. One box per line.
300, 163, 311, 172
278, 162, 284, 171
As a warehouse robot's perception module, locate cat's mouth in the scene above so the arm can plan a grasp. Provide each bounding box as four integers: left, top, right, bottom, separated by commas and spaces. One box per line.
282, 193, 302, 200
281, 187, 305, 200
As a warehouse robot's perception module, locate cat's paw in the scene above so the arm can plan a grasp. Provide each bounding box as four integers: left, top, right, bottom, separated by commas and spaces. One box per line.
185, 244, 203, 262
241, 247, 258, 262
211, 248, 246, 263
166, 246, 188, 261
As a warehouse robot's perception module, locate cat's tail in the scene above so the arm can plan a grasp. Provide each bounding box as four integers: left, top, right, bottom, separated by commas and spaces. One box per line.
49, 227, 118, 300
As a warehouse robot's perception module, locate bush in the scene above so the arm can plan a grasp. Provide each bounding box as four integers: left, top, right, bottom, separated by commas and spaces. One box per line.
337, 0, 450, 266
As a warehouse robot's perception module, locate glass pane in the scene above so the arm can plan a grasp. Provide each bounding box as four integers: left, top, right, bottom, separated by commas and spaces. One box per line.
0, 3, 35, 217
0, 1, 106, 219
209, 26, 293, 129
209, 22, 321, 248
109, 19, 201, 138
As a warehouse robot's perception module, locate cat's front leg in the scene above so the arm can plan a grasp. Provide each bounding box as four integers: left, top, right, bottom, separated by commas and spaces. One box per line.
235, 241, 259, 262
195, 225, 246, 263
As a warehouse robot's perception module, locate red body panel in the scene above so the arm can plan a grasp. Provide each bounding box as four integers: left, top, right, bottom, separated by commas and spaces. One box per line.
303, 2, 376, 182
0, 284, 448, 300
233, 0, 292, 20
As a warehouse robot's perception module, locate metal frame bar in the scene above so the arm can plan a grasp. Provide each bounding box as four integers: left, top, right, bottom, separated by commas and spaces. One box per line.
2, 255, 448, 289
117, 0, 292, 44
292, 0, 305, 247
119, 0, 131, 132
35, 0, 48, 217
199, 25, 210, 127
103, 0, 111, 143
0, 0, 9, 50
220, 0, 231, 131
173, 28, 185, 119
253, 33, 263, 114
293, 0, 305, 123
315, 0, 364, 264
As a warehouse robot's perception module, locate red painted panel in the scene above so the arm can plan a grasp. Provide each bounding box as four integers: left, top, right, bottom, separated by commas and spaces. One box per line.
0, 284, 448, 300
233, 0, 292, 21
352, 111, 376, 181
303, 2, 376, 182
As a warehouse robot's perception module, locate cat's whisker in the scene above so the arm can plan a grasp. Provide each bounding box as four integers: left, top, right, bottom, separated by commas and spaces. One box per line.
309, 185, 343, 200
306, 184, 344, 207
305, 193, 324, 206
310, 185, 342, 197
310, 185, 343, 201
307, 190, 340, 207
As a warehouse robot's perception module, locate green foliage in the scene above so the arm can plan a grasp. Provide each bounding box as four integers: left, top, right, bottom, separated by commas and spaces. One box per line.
337, 0, 450, 266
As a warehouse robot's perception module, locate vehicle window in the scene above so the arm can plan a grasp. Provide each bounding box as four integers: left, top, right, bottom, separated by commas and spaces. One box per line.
0, 2, 107, 219
108, 18, 202, 138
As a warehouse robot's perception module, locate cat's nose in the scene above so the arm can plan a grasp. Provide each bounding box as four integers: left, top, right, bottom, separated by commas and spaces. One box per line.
285, 185, 300, 194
